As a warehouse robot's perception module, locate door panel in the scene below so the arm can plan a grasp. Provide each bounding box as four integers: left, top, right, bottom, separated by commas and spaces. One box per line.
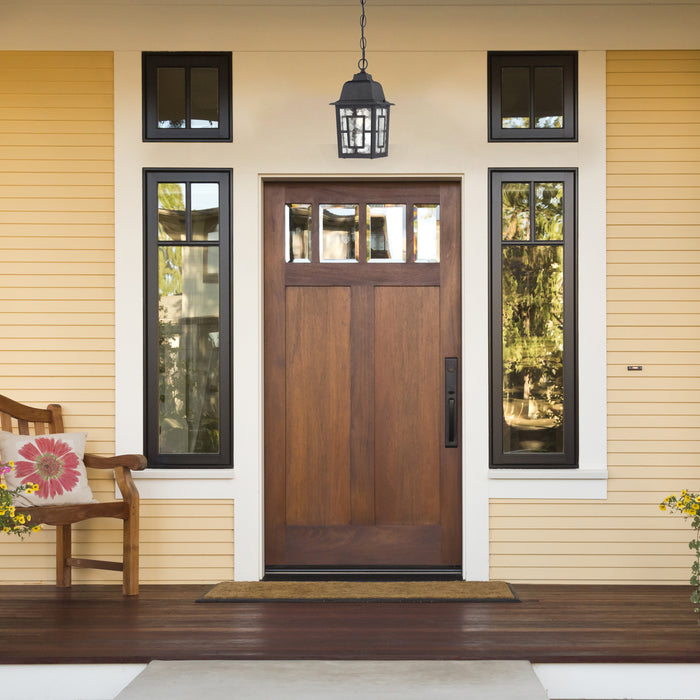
374, 286, 440, 525
285, 286, 351, 526
264, 180, 461, 571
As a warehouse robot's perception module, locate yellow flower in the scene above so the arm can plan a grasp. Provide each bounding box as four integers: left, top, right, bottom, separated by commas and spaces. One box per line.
0, 484, 6, 490
659, 504, 667, 511
8, 461, 13, 467
26, 514, 31, 521
32, 526, 41, 532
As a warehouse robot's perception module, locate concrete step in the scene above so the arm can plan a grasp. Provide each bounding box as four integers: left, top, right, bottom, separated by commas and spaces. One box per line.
115, 660, 548, 700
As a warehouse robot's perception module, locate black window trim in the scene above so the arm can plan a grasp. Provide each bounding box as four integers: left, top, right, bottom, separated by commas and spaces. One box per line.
488, 51, 578, 142
142, 52, 232, 142
143, 168, 233, 468
489, 168, 578, 468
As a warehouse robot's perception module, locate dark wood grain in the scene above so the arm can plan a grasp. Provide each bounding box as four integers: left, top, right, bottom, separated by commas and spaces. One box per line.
264, 182, 288, 564
284, 525, 442, 565
374, 286, 440, 526
1, 584, 699, 664
285, 287, 352, 527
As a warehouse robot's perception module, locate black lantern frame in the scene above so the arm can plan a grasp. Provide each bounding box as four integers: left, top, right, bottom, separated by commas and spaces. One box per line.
331, 1, 393, 159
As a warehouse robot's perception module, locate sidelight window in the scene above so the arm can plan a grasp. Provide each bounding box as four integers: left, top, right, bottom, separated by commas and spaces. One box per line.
144, 169, 232, 467
490, 170, 577, 468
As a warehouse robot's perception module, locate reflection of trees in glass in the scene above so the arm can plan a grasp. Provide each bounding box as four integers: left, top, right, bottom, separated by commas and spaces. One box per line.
501, 181, 565, 454
502, 246, 563, 453
157, 246, 220, 455
535, 182, 563, 240
158, 183, 186, 241
502, 183, 529, 240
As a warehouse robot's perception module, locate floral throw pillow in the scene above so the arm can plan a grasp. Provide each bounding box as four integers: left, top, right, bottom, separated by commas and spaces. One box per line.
0, 431, 96, 506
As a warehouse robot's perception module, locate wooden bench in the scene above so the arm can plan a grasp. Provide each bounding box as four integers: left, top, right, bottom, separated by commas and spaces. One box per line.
0, 394, 147, 595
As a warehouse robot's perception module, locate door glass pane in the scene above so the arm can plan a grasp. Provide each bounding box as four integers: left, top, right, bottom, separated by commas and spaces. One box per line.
158, 246, 220, 455
158, 183, 187, 241
286, 204, 311, 262
535, 182, 564, 240
502, 245, 564, 454
534, 66, 564, 128
501, 67, 530, 128
192, 183, 220, 241
414, 205, 440, 263
367, 204, 406, 262
191, 67, 219, 128
320, 205, 359, 261
157, 67, 186, 129
502, 182, 530, 241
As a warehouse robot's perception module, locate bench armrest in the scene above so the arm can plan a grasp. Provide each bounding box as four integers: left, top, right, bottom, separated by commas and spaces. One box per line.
84, 454, 148, 471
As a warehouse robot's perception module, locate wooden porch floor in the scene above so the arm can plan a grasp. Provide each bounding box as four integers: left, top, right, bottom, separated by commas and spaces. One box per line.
2, 584, 699, 665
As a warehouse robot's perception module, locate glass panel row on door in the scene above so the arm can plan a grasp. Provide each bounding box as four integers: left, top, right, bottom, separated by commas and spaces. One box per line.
285, 203, 439, 263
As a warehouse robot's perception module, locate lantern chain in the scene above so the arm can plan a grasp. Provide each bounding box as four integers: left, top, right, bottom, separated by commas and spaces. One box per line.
358, 0, 368, 72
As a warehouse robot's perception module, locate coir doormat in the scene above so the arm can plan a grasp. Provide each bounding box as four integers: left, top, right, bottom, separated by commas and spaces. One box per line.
197, 580, 518, 603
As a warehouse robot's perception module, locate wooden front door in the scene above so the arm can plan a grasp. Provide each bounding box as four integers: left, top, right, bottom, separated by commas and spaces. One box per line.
264, 181, 461, 573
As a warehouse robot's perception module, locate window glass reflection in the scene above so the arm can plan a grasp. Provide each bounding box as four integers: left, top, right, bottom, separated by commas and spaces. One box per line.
501, 66, 530, 128
320, 205, 359, 261
535, 182, 564, 240
157, 67, 186, 128
534, 67, 564, 128
191, 67, 219, 128
502, 245, 564, 454
286, 204, 311, 262
502, 183, 530, 241
414, 205, 440, 263
367, 204, 405, 262
158, 183, 187, 241
158, 246, 220, 455
191, 183, 220, 242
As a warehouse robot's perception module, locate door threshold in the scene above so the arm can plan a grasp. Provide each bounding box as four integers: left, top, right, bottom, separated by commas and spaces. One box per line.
264, 567, 463, 581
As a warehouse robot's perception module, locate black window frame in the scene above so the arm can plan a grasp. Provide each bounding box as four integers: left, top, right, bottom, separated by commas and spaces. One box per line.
142, 52, 232, 142
144, 168, 233, 468
488, 52, 577, 142
489, 168, 578, 468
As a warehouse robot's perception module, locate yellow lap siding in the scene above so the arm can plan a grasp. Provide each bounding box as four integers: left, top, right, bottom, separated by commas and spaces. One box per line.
0, 51, 235, 586
490, 50, 700, 584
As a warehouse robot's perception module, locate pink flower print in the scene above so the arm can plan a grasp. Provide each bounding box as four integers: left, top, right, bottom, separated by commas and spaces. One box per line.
14, 437, 80, 500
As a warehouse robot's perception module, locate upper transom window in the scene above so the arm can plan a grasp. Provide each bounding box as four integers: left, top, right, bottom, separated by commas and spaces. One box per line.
142, 52, 232, 142
488, 52, 577, 142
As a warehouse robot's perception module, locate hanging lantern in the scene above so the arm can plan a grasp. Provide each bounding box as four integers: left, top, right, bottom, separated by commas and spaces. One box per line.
331, 0, 393, 159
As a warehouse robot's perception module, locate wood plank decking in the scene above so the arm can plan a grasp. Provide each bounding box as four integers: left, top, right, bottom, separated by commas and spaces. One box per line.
1, 584, 699, 665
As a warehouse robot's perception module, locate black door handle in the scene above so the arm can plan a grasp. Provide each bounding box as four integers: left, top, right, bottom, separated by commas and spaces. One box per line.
445, 358, 458, 448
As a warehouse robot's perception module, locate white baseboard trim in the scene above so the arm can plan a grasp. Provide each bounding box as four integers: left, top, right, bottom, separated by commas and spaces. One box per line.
534, 663, 700, 699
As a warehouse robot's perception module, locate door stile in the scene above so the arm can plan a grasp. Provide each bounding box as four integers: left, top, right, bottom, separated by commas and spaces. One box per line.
263, 182, 287, 563
439, 182, 462, 563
